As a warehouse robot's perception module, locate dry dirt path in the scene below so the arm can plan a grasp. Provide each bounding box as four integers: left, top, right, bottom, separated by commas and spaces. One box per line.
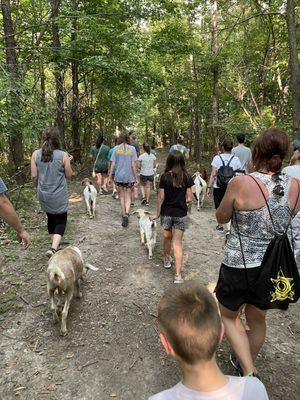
0, 154, 299, 400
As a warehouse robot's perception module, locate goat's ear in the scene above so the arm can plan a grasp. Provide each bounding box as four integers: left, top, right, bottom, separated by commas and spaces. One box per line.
89, 180, 93, 185
144, 211, 151, 215
81, 180, 85, 185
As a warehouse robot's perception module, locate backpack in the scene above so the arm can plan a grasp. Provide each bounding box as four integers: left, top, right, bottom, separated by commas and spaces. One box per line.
216, 155, 235, 189
236, 176, 300, 310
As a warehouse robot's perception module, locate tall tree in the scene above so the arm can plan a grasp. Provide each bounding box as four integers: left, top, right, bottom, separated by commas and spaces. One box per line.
1, 0, 24, 178
286, 0, 300, 138
211, 0, 219, 148
51, 0, 65, 148
71, 0, 80, 160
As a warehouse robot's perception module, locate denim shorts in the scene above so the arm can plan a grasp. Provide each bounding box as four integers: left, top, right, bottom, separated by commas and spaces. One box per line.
161, 215, 188, 231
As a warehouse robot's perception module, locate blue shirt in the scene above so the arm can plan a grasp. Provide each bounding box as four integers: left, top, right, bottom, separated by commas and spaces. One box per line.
111, 144, 137, 183
0, 177, 8, 194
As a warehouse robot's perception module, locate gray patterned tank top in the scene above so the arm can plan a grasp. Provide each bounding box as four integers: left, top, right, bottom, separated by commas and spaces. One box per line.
223, 172, 294, 268
35, 149, 68, 214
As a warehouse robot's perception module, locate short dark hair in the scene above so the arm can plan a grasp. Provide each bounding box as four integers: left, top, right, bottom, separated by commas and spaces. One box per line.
236, 133, 245, 144
143, 143, 151, 154
222, 138, 233, 152
158, 281, 221, 365
177, 136, 183, 144
118, 132, 130, 144
252, 127, 289, 172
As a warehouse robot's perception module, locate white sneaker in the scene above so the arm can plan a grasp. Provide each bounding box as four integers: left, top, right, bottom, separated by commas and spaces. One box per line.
102, 185, 108, 193
174, 274, 184, 284
163, 259, 172, 269
46, 248, 56, 258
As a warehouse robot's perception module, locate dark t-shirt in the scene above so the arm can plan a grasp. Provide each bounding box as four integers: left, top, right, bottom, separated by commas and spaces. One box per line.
159, 172, 194, 217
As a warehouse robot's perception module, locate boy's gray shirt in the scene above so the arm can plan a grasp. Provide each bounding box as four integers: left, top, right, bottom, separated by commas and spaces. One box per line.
233, 145, 251, 173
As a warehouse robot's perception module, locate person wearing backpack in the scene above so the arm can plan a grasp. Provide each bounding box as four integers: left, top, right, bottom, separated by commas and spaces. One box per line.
214, 128, 300, 378
207, 139, 241, 232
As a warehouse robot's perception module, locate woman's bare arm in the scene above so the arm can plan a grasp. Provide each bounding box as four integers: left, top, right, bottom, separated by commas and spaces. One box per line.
216, 179, 238, 224
63, 153, 73, 179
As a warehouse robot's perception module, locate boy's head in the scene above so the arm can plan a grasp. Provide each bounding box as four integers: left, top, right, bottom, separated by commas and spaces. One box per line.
236, 133, 245, 144
158, 281, 222, 365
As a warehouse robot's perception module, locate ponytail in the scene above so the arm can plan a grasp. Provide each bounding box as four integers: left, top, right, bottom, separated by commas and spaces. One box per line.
41, 126, 60, 162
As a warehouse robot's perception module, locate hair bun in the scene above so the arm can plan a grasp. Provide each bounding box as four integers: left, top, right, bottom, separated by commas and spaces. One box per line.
267, 154, 282, 172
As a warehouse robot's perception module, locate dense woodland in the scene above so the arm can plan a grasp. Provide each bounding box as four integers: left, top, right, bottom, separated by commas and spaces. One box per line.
0, 0, 299, 180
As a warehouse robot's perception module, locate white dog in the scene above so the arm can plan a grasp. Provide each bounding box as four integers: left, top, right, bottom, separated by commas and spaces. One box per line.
133, 208, 157, 259
192, 172, 207, 211
81, 178, 97, 218
47, 246, 98, 336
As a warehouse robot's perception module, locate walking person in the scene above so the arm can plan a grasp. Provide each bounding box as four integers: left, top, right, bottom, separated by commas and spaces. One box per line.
282, 150, 300, 256
138, 143, 156, 206
129, 131, 140, 205
233, 133, 252, 174
0, 177, 32, 249
108, 132, 138, 227
215, 128, 300, 377
169, 136, 189, 159
151, 152, 193, 283
207, 139, 241, 233
90, 134, 110, 194
108, 137, 119, 199
31, 127, 73, 257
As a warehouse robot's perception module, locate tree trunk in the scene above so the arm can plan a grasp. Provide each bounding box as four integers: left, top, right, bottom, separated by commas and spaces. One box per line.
51, 0, 65, 148
71, 0, 80, 160
1, 0, 24, 178
211, 0, 219, 149
286, 0, 300, 139
192, 56, 201, 162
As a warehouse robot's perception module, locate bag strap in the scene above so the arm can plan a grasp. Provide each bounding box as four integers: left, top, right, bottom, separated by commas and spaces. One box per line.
218, 155, 225, 167
248, 175, 276, 230
233, 212, 249, 288
227, 155, 235, 167
93, 144, 103, 170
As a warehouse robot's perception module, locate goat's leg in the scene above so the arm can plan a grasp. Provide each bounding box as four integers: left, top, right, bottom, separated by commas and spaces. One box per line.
89, 200, 93, 219
60, 290, 73, 336
85, 198, 92, 217
140, 228, 145, 245
48, 287, 59, 323
196, 190, 200, 211
75, 279, 82, 299
200, 190, 205, 208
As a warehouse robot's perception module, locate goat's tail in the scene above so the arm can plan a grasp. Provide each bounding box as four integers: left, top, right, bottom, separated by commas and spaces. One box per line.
49, 265, 65, 283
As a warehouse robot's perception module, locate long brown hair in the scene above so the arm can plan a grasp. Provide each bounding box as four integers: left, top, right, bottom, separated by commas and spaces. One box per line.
143, 143, 151, 155
165, 151, 188, 188
252, 127, 289, 172
41, 126, 60, 162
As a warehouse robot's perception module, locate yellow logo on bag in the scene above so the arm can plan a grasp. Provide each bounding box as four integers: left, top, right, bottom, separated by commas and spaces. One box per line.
270, 267, 295, 302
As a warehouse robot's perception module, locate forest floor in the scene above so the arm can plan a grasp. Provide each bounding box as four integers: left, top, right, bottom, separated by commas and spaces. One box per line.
0, 151, 300, 400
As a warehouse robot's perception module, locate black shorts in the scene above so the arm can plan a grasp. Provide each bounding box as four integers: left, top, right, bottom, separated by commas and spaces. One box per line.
213, 188, 226, 209
215, 263, 274, 311
95, 169, 108, 174
140, 174, 154, 183
46, 212, 67, 236
115, 182, 135, 188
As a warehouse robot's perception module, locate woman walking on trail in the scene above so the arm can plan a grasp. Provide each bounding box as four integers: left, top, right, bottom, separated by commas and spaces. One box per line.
108, 132, 138, 227
152, 152, 193, 283
31, 127, 73, 257
108, 137, 119, 199
138, 143, 156, 206
90, 134, 110, 194
215, 128, 300, 377
207, 138, 241, 233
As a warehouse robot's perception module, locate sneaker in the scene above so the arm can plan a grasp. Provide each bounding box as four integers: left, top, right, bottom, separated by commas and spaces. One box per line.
122, 214, 129, 228
46, 248, 56, 258
174, 274, 184, 284
130, 202, 134, 207
102, 185, 108, 193
115, 194, 119, 200
98, 189, 103, 195
146, 201, 150, 206
216, 225, 224, 232
141, 198, 147, 205
112, 192, 116, 199
163, 259, 172, 269
230, 354, 243, 376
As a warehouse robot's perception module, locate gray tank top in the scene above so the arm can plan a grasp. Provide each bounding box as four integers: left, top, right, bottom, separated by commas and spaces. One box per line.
223, 172, 294, 268
35, 149, 68, 214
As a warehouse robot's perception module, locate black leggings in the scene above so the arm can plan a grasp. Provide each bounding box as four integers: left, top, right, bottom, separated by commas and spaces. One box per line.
46, 212, 67, 236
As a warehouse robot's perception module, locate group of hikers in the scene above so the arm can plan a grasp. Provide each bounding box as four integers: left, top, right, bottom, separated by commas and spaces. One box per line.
1, 126, 300, 399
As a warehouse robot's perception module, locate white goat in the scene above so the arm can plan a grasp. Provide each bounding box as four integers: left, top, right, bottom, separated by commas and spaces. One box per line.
192, 172, 207, 211
81, 178, 97, 218
133, 208, 157, 259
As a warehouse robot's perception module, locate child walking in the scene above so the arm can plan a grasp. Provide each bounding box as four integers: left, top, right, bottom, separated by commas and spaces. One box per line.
149, 282, 269, 400
152, 152, 193, 283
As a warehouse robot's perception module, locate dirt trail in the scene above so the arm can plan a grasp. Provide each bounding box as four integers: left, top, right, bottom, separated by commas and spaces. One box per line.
0, 152, 299, 400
